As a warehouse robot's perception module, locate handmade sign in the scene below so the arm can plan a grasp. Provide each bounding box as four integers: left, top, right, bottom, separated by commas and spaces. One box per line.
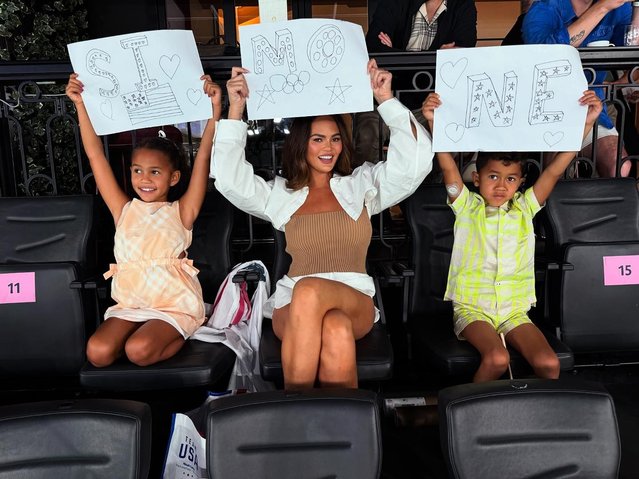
259, 0, 288, 22
68, 30, 211, 136
433, 44, 588, 152
239, 19, 373, 120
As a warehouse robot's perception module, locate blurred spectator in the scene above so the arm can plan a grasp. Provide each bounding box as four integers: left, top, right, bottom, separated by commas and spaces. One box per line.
522, 0, 632, 177
354, 0, 477, 166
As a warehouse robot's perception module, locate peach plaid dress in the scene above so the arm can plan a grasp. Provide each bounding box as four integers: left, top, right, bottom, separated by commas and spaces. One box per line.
103, 199, 205, 338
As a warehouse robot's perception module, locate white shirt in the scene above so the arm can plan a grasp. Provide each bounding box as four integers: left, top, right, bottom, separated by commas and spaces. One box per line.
210, 98, 434, 316
210, 98, 434, 230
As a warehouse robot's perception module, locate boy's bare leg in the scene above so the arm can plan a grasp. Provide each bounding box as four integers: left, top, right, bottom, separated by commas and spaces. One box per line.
506, 323, 560, 379
462, 321, 511, 383
272, 277, 375, 390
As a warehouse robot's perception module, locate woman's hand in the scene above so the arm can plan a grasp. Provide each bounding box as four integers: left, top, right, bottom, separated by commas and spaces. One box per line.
65, 73, 84, 105
421, 92, 441, 123
226, 66, 250, 120
368, 59, 393, 104
202, 74, 223, 120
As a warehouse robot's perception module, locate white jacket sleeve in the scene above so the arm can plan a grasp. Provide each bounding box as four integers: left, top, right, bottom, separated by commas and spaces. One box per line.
367, 98, 434, 214
210, 119, 274, 222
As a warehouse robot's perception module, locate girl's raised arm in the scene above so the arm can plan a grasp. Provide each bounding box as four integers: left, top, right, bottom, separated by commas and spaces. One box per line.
66, 73, 129, 223
179, 75, 222, 230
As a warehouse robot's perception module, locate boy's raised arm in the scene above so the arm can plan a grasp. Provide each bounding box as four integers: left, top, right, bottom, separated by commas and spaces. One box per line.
532, 91, 603, 205
422, 92, 464, 202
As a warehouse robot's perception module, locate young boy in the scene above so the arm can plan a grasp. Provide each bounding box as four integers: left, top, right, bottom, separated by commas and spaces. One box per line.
422, 91, 602, 382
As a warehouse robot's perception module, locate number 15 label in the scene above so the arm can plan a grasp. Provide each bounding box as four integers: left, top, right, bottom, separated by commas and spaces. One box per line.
0, 272, 36, 304
603, 255, 639, 286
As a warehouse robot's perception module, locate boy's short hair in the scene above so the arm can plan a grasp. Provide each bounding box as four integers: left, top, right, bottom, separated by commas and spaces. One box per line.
476, 152, 526, 176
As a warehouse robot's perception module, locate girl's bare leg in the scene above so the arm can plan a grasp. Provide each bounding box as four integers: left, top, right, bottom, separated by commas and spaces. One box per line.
123, 319, 186, 366
272, 277, 375, 390
86, 317, 142, 367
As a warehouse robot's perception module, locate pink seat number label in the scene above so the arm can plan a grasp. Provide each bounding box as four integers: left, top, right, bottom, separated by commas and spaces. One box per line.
603, 255, 639, 286
0, 272, 36, 304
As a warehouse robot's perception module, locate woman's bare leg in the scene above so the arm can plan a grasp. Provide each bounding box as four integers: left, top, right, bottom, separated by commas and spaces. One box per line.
272, 277, 375, 390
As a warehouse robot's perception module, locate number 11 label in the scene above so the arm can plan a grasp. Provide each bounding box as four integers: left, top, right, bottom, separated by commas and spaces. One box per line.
603, 255, 639, 286
0, 272, 36, 304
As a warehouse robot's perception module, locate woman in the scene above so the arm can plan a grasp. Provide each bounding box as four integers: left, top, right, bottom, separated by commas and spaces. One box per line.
212, 60, 433, 389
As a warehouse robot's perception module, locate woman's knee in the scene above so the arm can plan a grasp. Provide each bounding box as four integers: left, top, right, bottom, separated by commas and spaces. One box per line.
320, 312, 355, 363
290, 277, 325, 310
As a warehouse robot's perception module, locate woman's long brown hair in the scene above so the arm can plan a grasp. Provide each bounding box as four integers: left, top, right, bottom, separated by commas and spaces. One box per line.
281, 114, 354, 190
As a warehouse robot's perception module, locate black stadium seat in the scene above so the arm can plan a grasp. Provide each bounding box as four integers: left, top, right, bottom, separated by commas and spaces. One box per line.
206, 389, 382, 479
540, 178, 639, 355
0, 195, 95, 387
439, 378, 620, 479
259, 228, 394, 385
0, 398, 152, 479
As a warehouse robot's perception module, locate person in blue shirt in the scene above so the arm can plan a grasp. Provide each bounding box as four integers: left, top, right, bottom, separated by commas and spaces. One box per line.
522, 0, 632, 177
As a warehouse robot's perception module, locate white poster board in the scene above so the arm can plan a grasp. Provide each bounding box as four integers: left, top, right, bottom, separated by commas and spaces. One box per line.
68, 30, 212, 136
239, 19, 373, 120
433, 44, 588, 152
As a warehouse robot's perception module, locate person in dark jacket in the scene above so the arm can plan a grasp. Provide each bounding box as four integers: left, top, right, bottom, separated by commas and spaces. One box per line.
366, 0, 477, 53
355, 0, 477, 166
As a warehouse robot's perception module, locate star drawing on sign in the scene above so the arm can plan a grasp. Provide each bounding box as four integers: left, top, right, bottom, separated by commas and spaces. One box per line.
476, 83, 484, 91
486, 89, 493, 97
473, 106, 479, 112
553, 67, 560, 74
564, 65, 570, 71
326, 78, 352, 104
508, 82, 516, 90
494, 112, 500, 119
474, 94, 481, 101
503, 117, 511, 124
554, 114, 561, 121
489, 101, 496, 108
506, 94, 513, 102
541, 71, 548, 77
256, 84, 276, 109
506, 106, 512, 113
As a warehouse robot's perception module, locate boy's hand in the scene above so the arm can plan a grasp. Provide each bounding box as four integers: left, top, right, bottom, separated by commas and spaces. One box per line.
421, 92, 441, 123
201, 74, 222, 117
580, 90, 602, 126
368, 59, 393, 104
65, 73, 84, 105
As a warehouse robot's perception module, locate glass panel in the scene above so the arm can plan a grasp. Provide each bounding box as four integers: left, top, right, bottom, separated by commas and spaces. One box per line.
311, 0, 368, 33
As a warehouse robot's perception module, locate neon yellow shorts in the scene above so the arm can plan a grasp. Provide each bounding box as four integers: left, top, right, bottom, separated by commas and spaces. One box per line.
453, 303, 532, 340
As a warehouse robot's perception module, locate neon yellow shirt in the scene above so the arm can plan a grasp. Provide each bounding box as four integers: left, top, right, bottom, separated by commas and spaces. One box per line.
444, 185, 541, 316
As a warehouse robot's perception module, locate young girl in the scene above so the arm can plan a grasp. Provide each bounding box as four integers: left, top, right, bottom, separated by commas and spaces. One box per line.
212, 59, 434, 390
66, 73, 222, 367
422, 90, 602, 382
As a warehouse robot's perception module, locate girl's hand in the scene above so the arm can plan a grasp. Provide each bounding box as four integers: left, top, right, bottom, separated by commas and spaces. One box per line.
579, 90, 603, 126
201, 74, 223, 118
226, 66, 249, 119
66, 73, 84, 105
421, 92, 441, 122
367, 59, 393, 104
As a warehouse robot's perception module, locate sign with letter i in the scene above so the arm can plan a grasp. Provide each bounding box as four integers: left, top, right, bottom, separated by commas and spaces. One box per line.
0, 272, 36, 304
603, 255, 639, 286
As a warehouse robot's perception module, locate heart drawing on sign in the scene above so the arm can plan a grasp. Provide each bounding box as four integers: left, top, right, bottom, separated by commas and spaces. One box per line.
543, 131, 564, 147
187, 88, 202, 105
445, 122, 465, 143
159, 54, 181, 79
100, 100, 113, 120
440, 58, 468, 89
